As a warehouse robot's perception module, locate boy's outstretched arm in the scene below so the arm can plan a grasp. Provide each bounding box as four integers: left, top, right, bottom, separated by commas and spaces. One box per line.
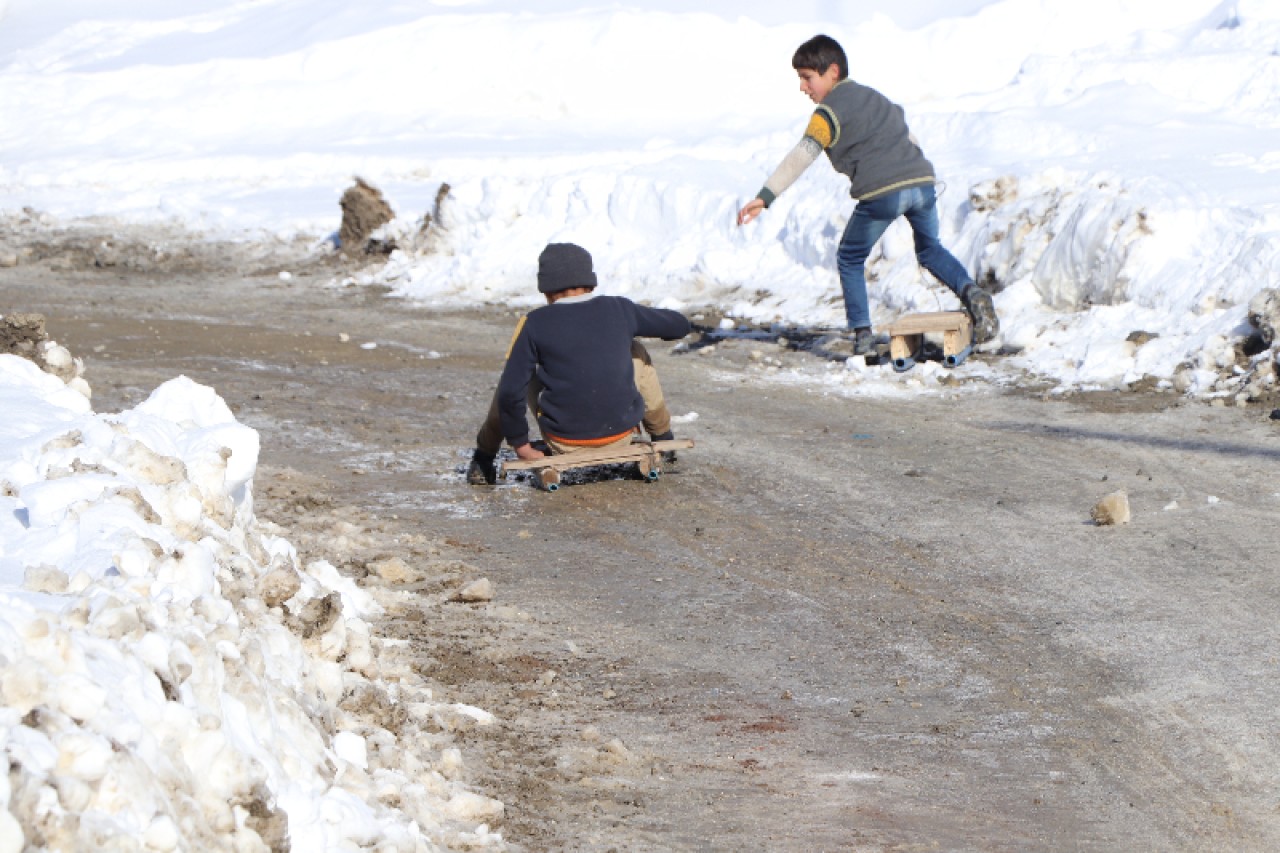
737, 198, 766, 226
737, 111, 833, 227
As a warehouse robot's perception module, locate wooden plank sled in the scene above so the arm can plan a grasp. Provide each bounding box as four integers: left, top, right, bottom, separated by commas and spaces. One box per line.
887, 311, 973, 372
500, 439, 694, 491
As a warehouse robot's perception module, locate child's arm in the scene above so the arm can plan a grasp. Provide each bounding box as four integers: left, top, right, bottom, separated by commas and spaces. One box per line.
495, 320, 542, 456
737, 110, 835, 226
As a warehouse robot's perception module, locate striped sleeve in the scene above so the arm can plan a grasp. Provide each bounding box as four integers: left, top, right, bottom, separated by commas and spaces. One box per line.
806, 108, 837, 148
754, 108, 837, 208
757, 136, 823, 206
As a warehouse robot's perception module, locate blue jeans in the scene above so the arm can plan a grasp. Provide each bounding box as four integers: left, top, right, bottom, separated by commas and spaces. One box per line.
835, 183, 974, 330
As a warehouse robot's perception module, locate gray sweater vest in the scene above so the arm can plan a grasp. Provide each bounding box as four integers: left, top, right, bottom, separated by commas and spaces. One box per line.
817, 79, 935, 200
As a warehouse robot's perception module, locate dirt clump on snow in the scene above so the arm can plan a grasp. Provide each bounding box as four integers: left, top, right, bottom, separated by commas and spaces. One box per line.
1, 311, 91, 396
338, 177, 395, 256
1091, 490, 1132, 525
242, 788, 290, 853
1249, 288, 1280, 347
0, 312, 47, 358
289, 590, 343, 639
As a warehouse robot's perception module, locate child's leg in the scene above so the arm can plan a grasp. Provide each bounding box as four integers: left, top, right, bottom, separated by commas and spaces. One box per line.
474, 379, 545, 456
474, 390, 505, 457
903, 184, 974, 295
904, 184, 998, 341
630, 342, 672, 438
836, 199, 897, 329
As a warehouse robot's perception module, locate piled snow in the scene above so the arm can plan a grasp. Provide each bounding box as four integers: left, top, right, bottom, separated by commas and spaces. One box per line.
3, 1, 1278, 396
0, 355, 504, 851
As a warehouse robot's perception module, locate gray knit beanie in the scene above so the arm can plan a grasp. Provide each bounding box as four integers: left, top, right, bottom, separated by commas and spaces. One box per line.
537, 242, 597, 293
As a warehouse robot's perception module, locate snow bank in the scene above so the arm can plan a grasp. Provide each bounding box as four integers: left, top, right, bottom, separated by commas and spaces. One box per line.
0, 355, 504, 851
1, 0, 1279, 397
351, 1, 1280, 396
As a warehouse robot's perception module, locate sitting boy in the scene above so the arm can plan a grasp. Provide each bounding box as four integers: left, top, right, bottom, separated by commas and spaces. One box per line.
467, 242, 691, 485
736, 34, 998, 355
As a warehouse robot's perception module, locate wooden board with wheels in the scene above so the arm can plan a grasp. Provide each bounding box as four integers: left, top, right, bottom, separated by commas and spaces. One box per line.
499, 439, 694, 491
887, 311, 973, 372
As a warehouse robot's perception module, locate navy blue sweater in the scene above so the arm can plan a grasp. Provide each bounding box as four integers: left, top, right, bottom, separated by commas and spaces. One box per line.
497, 293, 690, 447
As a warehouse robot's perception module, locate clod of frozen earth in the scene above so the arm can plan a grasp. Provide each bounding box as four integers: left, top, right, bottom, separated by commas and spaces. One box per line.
441, 790, 505, 823
438, 747, 464, 779
1091, 490, 1131, 526
969, 174, 1019, 212
24, 564, 69, 594
338, 177, 395, 256
0, 311, 47, 359
432, 702, 497, 732
604, 738, 635, 764
0, 314, 91, 397
257, 565, 302, 608
453, 577, 494, 603
1126, 330, 1158, 347
1248, 287, 1280, 346
368, 555, 420, 584
292, 590, 342, 638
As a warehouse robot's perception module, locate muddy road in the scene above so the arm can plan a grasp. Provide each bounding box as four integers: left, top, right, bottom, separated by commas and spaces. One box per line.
4, 226, 1280, 851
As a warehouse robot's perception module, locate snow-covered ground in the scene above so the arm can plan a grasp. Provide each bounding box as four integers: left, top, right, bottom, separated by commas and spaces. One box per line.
2, 1, 1280, 849
2, 0, 1278, 396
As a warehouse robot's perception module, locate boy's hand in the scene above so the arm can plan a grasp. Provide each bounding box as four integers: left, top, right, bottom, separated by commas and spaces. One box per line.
513, 442, 545, 461
737, 198, 765, 226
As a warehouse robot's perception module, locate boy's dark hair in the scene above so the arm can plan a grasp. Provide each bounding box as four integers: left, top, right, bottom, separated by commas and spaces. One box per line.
792, 34, 848, 80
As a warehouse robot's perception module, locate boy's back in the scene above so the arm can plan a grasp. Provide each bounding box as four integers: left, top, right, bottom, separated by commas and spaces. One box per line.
817, 79, 934, 201
497, 293, 688, 444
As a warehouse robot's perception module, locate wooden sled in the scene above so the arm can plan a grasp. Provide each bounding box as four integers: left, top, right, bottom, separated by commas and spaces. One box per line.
887, 311, 973, 372
500, 439, 694, 491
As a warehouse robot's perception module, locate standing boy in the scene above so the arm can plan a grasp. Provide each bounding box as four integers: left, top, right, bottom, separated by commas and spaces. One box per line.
467, 242, 690, 485
737, 34, 998, 355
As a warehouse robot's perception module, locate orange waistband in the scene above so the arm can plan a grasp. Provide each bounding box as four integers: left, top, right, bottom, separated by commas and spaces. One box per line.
544, 428, 636, 447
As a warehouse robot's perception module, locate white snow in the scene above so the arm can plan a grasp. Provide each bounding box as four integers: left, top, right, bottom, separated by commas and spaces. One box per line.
3, 0, 1278, 397
0, 356, 505, 849
2, 0, 1280, 848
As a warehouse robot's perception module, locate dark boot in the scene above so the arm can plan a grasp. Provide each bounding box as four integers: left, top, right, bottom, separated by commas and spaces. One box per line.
851, 326, 875, 356
650, 430, 678, 464
960, 285, 1000, 344
466, 449, 497, 485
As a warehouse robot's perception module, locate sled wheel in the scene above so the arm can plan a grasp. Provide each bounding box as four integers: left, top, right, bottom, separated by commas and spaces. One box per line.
536, 467, 560, 492
636, 450, 661, 482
